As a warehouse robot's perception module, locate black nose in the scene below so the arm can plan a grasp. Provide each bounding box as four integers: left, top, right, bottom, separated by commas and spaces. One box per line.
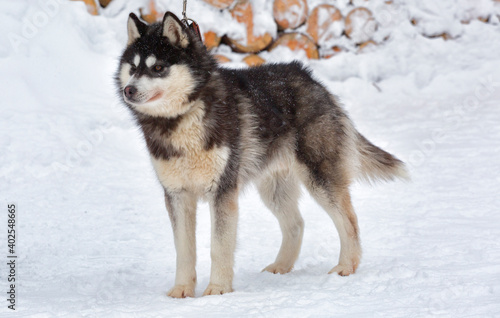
124, 85, 137, 99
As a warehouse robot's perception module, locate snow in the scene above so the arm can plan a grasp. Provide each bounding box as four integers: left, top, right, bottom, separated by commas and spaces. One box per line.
1, 0, 500, 316
251, 0, 278, 38
345, 8, 377, 44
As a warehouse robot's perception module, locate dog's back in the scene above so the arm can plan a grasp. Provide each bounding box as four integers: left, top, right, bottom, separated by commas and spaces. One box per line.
212, 62, 407, 188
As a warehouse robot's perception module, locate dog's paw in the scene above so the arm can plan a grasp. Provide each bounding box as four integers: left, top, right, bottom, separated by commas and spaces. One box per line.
203, 284, 233, 296
328, 264, 357, 276
167, 285, 195, 298
261, 263, 293, 274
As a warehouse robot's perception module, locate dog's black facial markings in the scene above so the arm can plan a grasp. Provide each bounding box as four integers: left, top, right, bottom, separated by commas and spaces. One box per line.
129, 65, 137, 75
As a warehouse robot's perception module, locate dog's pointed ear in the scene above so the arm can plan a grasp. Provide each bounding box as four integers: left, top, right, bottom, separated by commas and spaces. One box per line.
127, 13, 146, 45
162, 12, 189, 48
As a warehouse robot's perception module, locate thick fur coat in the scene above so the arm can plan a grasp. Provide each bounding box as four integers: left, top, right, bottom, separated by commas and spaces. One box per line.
116, 12, 408, 298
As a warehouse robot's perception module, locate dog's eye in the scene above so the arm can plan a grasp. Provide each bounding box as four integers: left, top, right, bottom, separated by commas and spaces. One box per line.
154, 65, 164, 72
129, 66, 136, 74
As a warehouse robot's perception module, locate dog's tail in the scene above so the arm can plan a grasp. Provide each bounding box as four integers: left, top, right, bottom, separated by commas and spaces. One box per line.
356, 133, 410, 184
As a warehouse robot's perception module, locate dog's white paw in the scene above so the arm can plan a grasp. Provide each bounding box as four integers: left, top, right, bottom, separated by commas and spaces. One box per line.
328, 264, 357, 276
167, 285, 195, 298
262, 263, 293, 274
202, 284, 233, 296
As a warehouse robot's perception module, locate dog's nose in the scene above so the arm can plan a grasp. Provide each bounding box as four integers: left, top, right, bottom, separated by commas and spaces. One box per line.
124, 85, 138, 99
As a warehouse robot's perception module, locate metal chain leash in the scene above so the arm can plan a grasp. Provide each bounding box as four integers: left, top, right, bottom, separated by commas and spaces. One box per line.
181, 0, 202, 42
182, 0, 188, 22
181, 0, 196, 25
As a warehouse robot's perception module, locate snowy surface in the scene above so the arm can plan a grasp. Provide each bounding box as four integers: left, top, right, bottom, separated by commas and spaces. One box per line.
1, 0, 500, 317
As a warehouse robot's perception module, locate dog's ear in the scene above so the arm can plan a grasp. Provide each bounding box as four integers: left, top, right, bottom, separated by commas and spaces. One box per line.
162, 12, 189, 48
127, 13, 146, 45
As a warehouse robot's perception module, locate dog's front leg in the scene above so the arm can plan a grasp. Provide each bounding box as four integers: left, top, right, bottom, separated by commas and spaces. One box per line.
203, 189, 239, 296
164, 190, 197, 298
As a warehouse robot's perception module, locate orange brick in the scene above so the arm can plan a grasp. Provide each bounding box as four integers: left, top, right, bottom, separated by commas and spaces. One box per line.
306, 4, 343, 45
213, 54, 232, 63
203, 31, 222, 50
202, 0, 235, 9
243, 54, 266, 67
269, 32, 319, 59
139, 0, 162, 24
273, 0, 308, 30
227, 0, 273, 53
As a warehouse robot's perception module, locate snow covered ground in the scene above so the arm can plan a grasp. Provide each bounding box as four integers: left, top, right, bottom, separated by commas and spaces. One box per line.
1, 0, 500, 317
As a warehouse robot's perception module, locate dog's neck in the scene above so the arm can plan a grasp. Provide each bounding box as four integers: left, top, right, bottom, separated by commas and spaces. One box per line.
136, 98, 207, 141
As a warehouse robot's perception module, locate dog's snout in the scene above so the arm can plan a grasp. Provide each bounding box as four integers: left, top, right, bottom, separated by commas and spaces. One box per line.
124, 85, 138, 99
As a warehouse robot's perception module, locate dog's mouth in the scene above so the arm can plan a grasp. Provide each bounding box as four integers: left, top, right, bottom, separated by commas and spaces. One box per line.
146, 92, 162, 103
124, 91, 163, 106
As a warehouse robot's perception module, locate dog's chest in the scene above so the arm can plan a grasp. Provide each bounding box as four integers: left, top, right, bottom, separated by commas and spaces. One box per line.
150, 108, 229, 193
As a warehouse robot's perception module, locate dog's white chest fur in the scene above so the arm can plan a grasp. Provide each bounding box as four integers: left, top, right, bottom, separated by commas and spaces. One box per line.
150, 104, 230, 193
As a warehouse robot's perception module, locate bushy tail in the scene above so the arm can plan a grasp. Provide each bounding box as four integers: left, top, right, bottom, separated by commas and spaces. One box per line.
356, 133, 410, 184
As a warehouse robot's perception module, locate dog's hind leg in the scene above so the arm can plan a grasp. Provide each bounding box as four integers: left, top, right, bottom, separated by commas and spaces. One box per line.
295, 109, 362, 276
302, 174, 361, 276
258, 169, 304, 274
326, 189, 361, 276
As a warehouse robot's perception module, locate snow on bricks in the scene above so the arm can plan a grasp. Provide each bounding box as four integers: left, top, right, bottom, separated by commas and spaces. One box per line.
202, 0, 235, 9
306, 4, 343, 46
72, 0, 99, 15
71, 0, 500, 62
270, 32, 319, 59
273, 0, 308, 30
243, 54, 266, 67
137, 0, 222, 51
345, 7, 377, 44
204, 31, 222, 51
226, 0, 274, 53
139, 0, 161, 24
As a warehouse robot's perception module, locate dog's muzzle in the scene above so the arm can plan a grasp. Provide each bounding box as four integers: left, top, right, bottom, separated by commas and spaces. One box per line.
124, 85, 138, 101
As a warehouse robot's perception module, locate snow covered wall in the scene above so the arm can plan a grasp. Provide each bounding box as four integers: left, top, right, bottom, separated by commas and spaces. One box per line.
1, 0, 500, 316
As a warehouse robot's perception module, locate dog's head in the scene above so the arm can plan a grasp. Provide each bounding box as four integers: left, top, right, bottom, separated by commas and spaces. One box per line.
116, 12, 214, 118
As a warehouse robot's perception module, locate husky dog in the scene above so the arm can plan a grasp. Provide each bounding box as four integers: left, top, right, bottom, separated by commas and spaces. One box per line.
116, 11, 408, 298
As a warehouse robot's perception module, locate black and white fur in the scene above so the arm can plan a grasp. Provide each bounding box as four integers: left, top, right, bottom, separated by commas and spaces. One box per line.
116, 12, 408, 298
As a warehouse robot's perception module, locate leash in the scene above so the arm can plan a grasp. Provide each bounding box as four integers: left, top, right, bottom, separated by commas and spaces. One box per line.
181, 0, 202, 42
